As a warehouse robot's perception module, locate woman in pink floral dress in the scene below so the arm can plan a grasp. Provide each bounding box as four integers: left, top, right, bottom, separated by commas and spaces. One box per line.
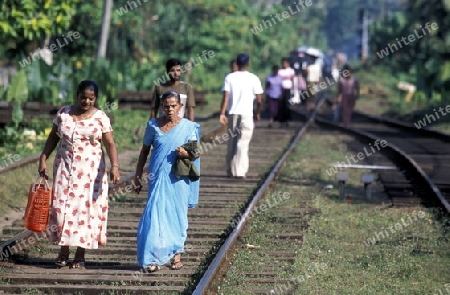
39, 80, 120, 269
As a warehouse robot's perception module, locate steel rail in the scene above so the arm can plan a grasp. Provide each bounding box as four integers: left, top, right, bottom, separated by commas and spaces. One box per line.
0, 154, 40, 175
353, 110, 450, 142
192, 98, 326, 295
310, 111, 450, 213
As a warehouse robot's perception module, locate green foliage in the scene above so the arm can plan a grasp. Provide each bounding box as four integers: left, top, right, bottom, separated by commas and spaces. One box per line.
0, 123, 25, 148
0, 0, 82, 57
11, 102, 23, 127
3, 56, 163, 117
6, 69, 28, 103
1, 0, 346, 96
0, 0, 432, 111
126, 0, 330, 90
4, 59, 71, 105
368, 0, 450, 105
26, 58, 52, 101
50, 0, 333, 90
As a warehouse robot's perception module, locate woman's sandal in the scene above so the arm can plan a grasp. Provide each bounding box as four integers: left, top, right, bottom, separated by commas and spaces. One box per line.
171, 254, 183, 270
71, 260, 86, 269
145, 264, 160, 273
55, 255, 69, 268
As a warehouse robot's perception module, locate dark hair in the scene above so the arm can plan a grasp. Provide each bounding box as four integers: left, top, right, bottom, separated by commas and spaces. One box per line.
76, 80, 99, 107
160, 90, 181, 104
272, 65, 279, 72
342, 64, 352, 72
236, 53, 249, 67
165, 58, 182, 73
230, 59, 237, 67
281, 57, 290, 63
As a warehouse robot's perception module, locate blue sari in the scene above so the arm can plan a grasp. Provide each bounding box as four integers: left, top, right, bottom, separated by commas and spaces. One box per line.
137, 118, 200, 267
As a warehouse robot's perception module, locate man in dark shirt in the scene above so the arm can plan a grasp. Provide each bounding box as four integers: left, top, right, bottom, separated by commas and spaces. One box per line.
150, 58, 196, 121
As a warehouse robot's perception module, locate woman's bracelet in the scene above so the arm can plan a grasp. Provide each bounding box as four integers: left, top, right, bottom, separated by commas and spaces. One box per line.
111, 163, 119, 168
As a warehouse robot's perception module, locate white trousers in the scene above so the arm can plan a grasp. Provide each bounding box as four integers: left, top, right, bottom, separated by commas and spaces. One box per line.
226, 114, 254, 177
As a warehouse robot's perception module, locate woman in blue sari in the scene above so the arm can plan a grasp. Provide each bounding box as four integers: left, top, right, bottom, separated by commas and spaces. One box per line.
134, 91, 200, 272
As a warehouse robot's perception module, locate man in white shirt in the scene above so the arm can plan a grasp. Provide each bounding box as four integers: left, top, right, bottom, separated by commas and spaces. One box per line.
219, 53, 263, 179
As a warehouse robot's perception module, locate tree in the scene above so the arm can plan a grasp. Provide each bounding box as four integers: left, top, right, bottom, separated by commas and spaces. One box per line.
368, 0, 450, 100
97, 0, 113, 59
0, 0, 81, 58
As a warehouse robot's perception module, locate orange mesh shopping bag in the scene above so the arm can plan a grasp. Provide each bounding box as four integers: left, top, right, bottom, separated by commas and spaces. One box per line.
23, 176, 52, 232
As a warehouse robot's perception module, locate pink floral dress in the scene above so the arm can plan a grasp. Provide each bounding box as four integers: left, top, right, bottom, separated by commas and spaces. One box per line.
48, 105, 112, 249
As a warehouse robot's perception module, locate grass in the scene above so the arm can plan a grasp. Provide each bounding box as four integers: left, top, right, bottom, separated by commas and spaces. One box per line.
0, 157, 52, 220
352, 64, 421, 117
297, 199, 449, 294
352, 64, 450, 133
216, 131, 450, 295
109, 109, 149, 152
353, 65, 397, 116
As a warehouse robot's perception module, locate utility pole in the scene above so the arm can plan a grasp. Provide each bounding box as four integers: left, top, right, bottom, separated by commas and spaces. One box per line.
359, 8, 369, 63
97, 0, 113, 59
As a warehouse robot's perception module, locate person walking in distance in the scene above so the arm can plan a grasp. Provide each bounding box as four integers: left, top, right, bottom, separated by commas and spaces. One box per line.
277, 58, 295, 126
306, 61, 322, 116
219, 53, 263, 179
333, 64, 360, 127
265, 65, 283, 128
229, 59, 238, 74
151, 58, 196, 121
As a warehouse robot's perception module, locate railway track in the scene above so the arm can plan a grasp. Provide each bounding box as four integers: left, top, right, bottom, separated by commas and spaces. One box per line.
305, 106, 450, 212
2, 97, 449, 294
0, 105, 319, 294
